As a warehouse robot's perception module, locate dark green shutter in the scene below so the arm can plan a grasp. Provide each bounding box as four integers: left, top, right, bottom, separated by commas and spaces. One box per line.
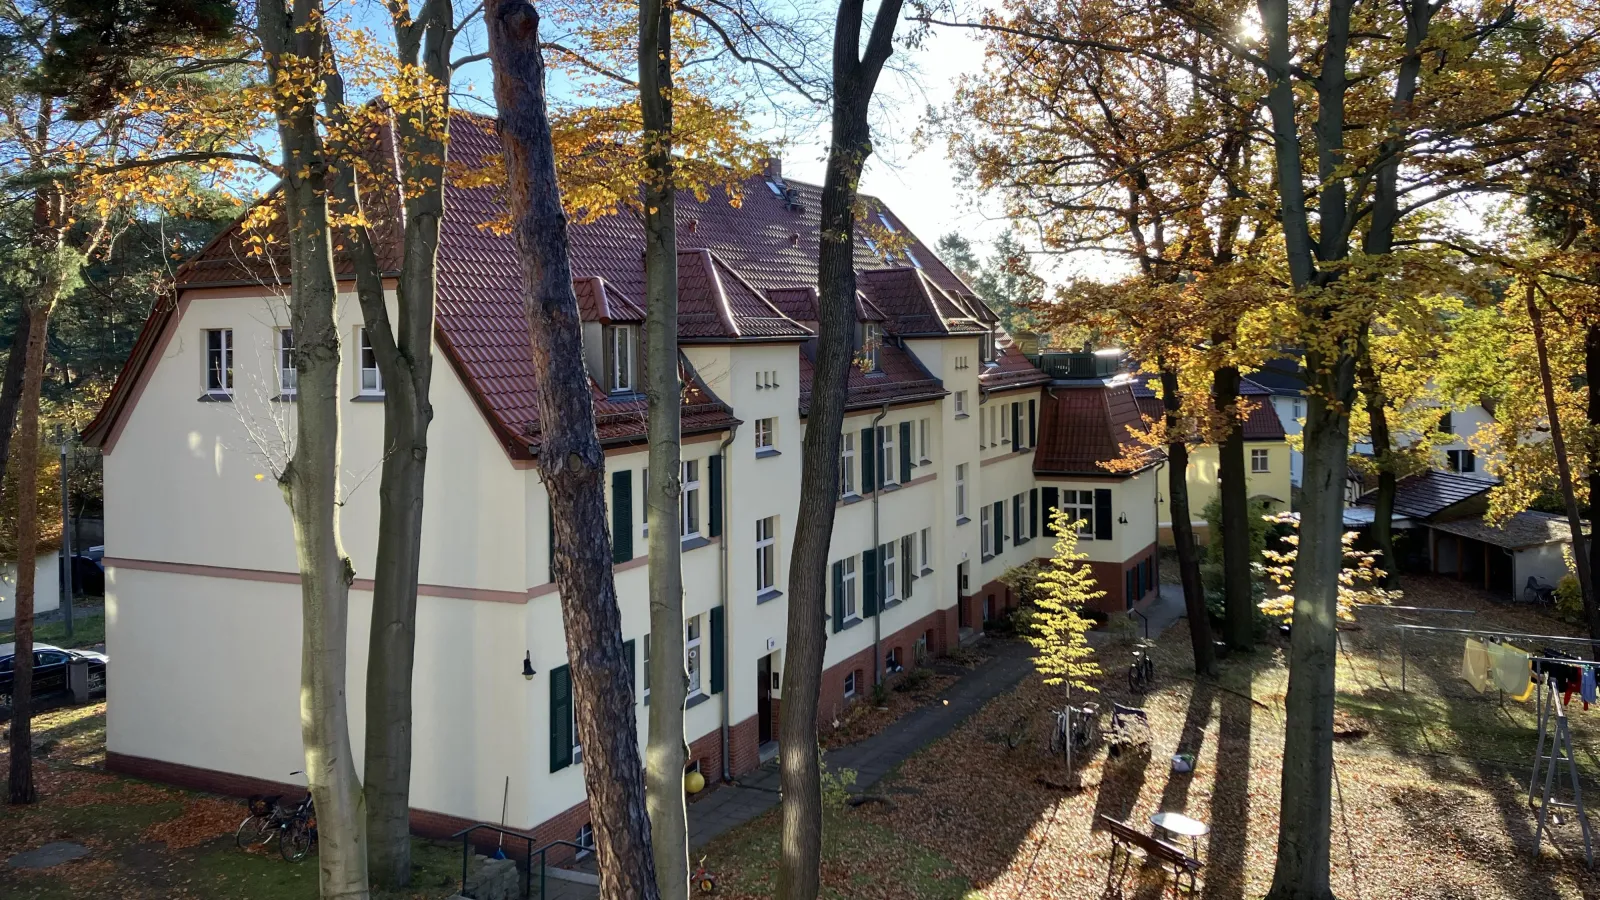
863, 547, 879, 617
550, 664, 572, 772
1042, 487, 1059, 534
1011, 403, 1021, 447
624, 639, 637, 702
709, 607, 725, 695
832, 562, 845, 633
611, 470, 632, 563
708, 455, 723, 537
901, 535, 914, 598
899, 422, 912, 482
1030, 489, 1039, 538
860, 428, 876, 493
1028, 399, 1037, 448
993, 500, 1004, 550
1095, 488, 1113, 540
547, 499, 556, 583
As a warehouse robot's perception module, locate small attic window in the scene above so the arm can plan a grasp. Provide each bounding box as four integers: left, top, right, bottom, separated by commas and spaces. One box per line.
905, 249, 922, 269
864, 236, 878, 255
877, 213, 896, 232
766, 181, 785, 198
980, 332, 996, 365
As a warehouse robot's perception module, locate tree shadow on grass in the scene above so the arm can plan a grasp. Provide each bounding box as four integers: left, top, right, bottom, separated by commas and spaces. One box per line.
1202, 685, 1253, 899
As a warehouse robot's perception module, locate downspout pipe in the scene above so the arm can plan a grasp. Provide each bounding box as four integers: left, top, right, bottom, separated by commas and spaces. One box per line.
717, 423, 738, 782
871, 402, 889, 688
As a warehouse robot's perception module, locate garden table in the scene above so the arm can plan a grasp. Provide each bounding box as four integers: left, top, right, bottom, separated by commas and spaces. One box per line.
1149, 811, 1209, 857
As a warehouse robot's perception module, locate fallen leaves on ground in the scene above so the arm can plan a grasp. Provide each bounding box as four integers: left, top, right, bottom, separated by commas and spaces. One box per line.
145, 796, 243, 849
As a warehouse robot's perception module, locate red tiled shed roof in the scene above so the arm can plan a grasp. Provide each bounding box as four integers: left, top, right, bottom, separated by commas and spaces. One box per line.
1034, 381, 1163, 476
798, 342, 946, 415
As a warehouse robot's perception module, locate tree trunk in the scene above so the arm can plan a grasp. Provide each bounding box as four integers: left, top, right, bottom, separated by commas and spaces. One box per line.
1213, 365, 1254, 650
1526, 281, 1598, 641
778, 5, 902, 898
1160, 368, 1215, 675
485, 6, 660, 897
638, 3, 689, 897
6, 295, 52, 805
1357, 351, 1398, 588
259, 3, 368, 896
0, 305, 32, 505
356, 7, 452, 884
1587, 321, 1599, 628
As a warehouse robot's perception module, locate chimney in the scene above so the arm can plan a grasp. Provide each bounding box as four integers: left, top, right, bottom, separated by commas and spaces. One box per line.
763, 156, 783, 180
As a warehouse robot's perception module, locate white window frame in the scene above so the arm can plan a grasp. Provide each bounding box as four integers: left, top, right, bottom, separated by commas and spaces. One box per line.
879, 423, 897, 486
981, 506, 992, 556
978, 408, 987, 448
204, 328, 233, 395
883, 540, 898, 603
919, 527, 932, 572
954, 391, 967, 415
641, 469, 650, 539
642, 633, 651, 702
569, 690, 583, 764
575, 823, 595, 859
1065, 490, 1095, 539
842, 557, 858, 621
1292, 398, 1304, 419
844, 670, 857, 698
1001, 406, 1011, 444
756, 516, 777, 592
358, 327, 383, 395
1449, 448, 1476, 473
681, 460, 701, 537
278, 328, 296, 395
1251, 448, 1270, 473
685, 616, 703, 697
839, 432, 856, 497
864, 323, 882, 371
755, 417, 775, 453
919, 418, 931, 464
990, 407, 1000, 447
609, 324, 635, 393
956, 464, 968, 518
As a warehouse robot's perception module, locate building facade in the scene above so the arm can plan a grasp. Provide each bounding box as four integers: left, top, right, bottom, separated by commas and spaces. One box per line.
83, 117, 1164, 853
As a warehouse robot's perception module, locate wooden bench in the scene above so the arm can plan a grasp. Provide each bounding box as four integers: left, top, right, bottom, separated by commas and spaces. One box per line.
1097, 814, 1202, 898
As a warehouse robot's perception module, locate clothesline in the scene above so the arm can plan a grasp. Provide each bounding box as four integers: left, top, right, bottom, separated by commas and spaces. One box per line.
1389, 623, 1600, 650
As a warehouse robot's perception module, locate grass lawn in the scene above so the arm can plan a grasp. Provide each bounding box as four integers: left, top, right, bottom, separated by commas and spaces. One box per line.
1, 604, 107, 650
707, 575, 1600, 898
0, 703, 470, 899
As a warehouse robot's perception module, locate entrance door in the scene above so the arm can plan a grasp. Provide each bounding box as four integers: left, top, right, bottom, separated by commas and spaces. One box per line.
957, 562, 970, 629
757, 654, 773, 744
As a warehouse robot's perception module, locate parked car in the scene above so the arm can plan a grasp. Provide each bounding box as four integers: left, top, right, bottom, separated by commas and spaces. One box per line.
70, 554, 105, 596
0, 643, 107, 703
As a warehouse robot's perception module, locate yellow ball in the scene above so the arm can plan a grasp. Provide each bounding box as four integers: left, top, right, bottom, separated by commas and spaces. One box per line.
684, 770, 706, 794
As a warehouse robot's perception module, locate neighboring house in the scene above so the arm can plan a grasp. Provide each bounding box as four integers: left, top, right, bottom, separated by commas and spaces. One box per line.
1242, 356, 1307, 488
1128, 374, 1293, 544
79, 115, 1161, 857
0, 557, 61, 623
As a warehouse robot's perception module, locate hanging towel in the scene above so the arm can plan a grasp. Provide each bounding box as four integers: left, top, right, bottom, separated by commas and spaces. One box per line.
1486, 642, 1535, 701
1462, 639, 1491, 693
1584, 666, 1596, 709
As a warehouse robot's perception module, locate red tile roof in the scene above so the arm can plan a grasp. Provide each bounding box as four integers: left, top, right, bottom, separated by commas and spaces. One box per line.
1034, 381, 1163, 476
798, 342, 946, 415
573, 276, 644, 323
856, 268, 988, 336
979, 345, 1050, 392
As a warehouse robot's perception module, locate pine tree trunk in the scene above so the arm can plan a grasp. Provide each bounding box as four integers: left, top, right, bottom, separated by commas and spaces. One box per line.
486, 6, 660, 896
0, 305, 31, 505
355, 11, 452, 882
638, 3, 689, 897
1358, 352, 1398, 588
1213, 365, 1254, 650
1160, 368, 1215, 676
6, 293, 52, 805
259, 3, 368, 896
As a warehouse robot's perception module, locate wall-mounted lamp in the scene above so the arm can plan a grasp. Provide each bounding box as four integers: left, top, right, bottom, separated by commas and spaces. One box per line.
1118, 513, 1129, 525
523, 652, 537, 680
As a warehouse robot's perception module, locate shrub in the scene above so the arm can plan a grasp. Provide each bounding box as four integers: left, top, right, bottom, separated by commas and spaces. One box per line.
819, 751, 857, 809
1556, 575, 1583, 624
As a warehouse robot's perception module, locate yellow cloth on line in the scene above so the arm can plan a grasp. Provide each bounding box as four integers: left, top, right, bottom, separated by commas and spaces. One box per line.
1486, 641, 1535, 702
1461, 639, 1490, 693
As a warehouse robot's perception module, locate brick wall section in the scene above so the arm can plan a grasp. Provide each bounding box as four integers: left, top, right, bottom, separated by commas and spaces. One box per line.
814, 602, 952, 726
684, 715, 761, 783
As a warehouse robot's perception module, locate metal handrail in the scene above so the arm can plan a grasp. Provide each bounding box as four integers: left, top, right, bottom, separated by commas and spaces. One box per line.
451, 822, 589, 900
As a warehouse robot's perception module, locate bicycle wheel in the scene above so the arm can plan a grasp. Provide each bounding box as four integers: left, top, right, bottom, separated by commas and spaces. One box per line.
280, 820, 314, 862
1128, 663, 1143, 693
1141, 657, 1155, 686
235, 815, 272, 850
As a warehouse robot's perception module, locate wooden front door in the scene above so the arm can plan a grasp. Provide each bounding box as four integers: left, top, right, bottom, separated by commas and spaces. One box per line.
757, 654, 773, 744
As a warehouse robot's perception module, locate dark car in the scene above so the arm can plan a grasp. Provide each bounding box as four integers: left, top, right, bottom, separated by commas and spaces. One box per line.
0, 643, 107, 704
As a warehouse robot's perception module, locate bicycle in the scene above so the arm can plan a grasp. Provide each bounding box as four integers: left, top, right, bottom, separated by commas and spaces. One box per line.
279, 793, 317, 862
235, 793, 286, 849
1049, 701, 1099, 758
1128, 641, 1156, 693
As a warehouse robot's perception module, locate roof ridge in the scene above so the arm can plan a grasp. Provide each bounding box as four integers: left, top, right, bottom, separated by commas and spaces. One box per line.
695, 247, 741, 338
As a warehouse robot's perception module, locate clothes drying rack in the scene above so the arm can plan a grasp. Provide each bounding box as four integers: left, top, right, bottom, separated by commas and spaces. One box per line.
1383, 622, 1598, 693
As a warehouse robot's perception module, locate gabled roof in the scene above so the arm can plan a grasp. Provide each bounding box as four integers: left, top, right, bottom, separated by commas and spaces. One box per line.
1357, 470, 1498, 521
573, 276, 644, 324
1034, 381, 1162, 476
856, 267, 989, 336
1129, 373, 1286, 441
675, 248, 811, 341
979, 344, 1050, 392
798, 342, 946, 415
1430, 511, 1586, 550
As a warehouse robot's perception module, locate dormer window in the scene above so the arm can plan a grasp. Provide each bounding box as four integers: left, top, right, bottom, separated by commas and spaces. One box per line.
980, 332, 996, 366
607, 325, 636, 393
359, 328, 384, 396
863, 323, 882, 372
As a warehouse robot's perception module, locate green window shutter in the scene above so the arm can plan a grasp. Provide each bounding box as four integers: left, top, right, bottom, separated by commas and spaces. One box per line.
860, 428, 876, 493
710, 607, 725, 695
1095, 488, 1113, 540
1011, 403, 1021, 447
1028, 399, 1037, 448
1041, 487, 1058, 534
993, 500, 1004, 550
863, 547, 879, 617
1030, 489, 1039, 539
547, 498, 556, 584
611, 470, 633, 563
624, 639, 637, 702
901, 535, 914, 599
832, 561, 845, 633
549, 664, 572, 772
899, 421, 912, 482
708, 455, 723, 538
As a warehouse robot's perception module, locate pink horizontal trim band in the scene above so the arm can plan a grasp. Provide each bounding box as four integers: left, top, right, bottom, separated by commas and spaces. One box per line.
104, 556, 532, 605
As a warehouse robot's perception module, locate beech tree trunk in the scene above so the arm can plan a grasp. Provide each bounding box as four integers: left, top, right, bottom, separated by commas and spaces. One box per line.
485, 5, 660, 897
259, 3, 368, 896
1588, 321, 1599, 625
638, 3, 690, 897
1160, 368, 1215, 676
1358, 351, 1398, 588
6, 291, 52, 806
354, 4, 452, 885
1213, 365, 1254, 650
1526, 281, 1598, 640
779, 4, 902, 898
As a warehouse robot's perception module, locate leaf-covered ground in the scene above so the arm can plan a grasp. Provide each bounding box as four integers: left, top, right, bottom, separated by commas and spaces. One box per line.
710, 576, 1600, 899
